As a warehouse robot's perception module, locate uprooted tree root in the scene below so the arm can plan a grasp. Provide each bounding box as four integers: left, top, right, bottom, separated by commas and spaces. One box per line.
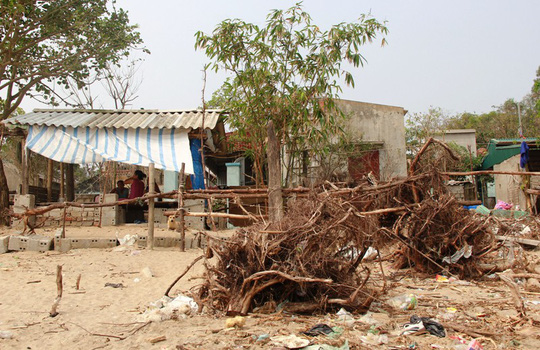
187, 168, 501, 315
196, 194, 385, 315
392, 194, 495, 277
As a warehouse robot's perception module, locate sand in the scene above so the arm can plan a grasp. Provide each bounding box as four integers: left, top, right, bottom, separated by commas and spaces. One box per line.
1, 225, 540, 349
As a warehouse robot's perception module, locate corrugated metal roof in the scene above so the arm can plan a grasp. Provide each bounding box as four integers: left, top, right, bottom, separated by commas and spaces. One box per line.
2, 109, 224, 130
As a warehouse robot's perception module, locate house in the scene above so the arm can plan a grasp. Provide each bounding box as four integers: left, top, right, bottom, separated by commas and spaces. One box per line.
284, 99, 408, 186
434, 129, 477, 156
2, 108, 228, 227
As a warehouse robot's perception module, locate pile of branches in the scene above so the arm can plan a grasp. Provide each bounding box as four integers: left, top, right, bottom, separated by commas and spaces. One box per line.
193, 168, 500, 315
393, 194, 495, 277
197, 193, 385, 315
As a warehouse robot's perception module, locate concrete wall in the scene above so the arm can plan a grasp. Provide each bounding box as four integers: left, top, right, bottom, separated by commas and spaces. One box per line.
434, 129, 477, 156
336, 99, 407, 180
493, 154, 534, 210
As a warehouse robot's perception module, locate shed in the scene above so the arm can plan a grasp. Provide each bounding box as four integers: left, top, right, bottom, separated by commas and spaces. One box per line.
2, 109, 226, 175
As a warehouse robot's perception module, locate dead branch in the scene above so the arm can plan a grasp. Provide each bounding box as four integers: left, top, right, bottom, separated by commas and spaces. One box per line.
49, 265, 63, 317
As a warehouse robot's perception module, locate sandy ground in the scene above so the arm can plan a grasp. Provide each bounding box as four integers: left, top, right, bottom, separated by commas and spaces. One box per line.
1, 225, 540, 349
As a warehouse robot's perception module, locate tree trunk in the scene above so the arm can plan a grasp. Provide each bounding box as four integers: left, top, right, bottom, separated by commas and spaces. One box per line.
0, 157, 11, 226
267, 121, 283, 222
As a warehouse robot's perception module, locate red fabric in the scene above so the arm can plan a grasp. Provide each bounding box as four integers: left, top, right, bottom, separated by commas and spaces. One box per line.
129, 179, 145, 199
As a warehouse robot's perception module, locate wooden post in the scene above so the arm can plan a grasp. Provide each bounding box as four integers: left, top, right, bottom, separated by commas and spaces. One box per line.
177, 163, 186, 252
21, 139, 29, 195
267, 120, 283, 222
47, 159, 53, 202
66, 163, 74, 202
148, 163, 155, 250
59, 163, 65, 201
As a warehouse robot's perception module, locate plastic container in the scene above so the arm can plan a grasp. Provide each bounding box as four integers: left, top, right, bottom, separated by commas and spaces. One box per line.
388, 294, 417, 310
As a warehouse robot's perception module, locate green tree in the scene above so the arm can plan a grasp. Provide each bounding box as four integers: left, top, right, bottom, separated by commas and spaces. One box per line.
0, 0, 145, 225
405, 107, 449, 155
195, 3, 387, 186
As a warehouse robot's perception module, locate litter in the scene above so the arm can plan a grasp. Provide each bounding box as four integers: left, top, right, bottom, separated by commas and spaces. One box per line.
402, 315, 445, 338
388, 294, 418, 310
303, 324, 334, 336
138, 294, 198, 322
336, 308, 355, 325
104, 282, 124, 288
270, 334, 310, 348
225, 316, 245, 328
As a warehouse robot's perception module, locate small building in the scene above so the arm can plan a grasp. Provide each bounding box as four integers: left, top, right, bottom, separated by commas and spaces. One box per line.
434, 129, 477, 156
481, 138, 540, 211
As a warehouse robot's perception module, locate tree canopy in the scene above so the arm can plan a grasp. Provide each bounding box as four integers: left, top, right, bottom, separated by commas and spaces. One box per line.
196, 3, 387, 185
407, 66, 540, 152
0, 0, 146, 119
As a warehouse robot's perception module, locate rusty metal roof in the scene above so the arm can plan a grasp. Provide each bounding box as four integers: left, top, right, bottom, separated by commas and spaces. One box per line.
2, 109, 224, 130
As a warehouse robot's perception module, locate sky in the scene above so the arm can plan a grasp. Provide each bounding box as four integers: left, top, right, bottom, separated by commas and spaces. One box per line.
21, 0, 540, 116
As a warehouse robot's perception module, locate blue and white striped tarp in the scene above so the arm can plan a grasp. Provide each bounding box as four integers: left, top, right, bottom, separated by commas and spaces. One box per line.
26, 125, 194, 173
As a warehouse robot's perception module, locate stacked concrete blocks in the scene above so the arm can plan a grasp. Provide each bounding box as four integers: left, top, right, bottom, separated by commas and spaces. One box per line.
101, 194, 120, 226
7, 235, 53, 252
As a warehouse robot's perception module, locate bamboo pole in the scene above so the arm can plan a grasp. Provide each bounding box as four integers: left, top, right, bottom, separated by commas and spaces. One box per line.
148, 163, 155, 250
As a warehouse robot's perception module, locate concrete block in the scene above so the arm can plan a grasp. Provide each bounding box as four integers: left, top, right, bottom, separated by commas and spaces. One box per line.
8, 235, 52, 252
8, 235, 29, 251
54, 237, 72, 253
0, 235, 9, 253
103, 193, 119, 203
27, 236, 53, 252
55, 237, 118, 251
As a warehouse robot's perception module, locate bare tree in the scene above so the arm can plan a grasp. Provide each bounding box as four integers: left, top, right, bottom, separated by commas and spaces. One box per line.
101, 60, 143, 109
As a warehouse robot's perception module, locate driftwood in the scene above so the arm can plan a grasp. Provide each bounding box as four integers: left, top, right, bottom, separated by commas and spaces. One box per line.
49, 265, 63, 317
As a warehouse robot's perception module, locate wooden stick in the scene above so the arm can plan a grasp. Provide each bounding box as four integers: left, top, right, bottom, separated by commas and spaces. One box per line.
148, 162, 155, 250
499, 273, 527, 318
178, 163, 186, 252
444, 170, 540, 176
164, 211, 266, 220
50, 265, 63, 317
76, 274, 81, 290
164, 255, 204, 297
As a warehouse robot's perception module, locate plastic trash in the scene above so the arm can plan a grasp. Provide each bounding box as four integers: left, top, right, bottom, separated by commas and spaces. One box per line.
303, 323, 334, 336
302, 340, 349, 350
141, 266, 154, 278
0, 330, 13, 339
104, 282, 124, 288
336, 308, 355, 325
494, 200, 512, 210
254, 334, 269, 342
137, 294, 198, 322
225, 315, 245, 328
388, 294, 418, 310
443, 245, 473, 264
404, 315, 445, 338
360, 332, 388, 345
474, 205, 490, 216
117, 233, 137, 246
271, 334, 310, 348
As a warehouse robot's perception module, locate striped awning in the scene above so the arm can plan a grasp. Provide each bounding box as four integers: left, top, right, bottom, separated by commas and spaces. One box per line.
26, 125, 194, 173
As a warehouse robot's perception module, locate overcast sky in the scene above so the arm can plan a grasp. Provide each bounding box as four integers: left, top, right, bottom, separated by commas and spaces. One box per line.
22, 0, 540, 116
